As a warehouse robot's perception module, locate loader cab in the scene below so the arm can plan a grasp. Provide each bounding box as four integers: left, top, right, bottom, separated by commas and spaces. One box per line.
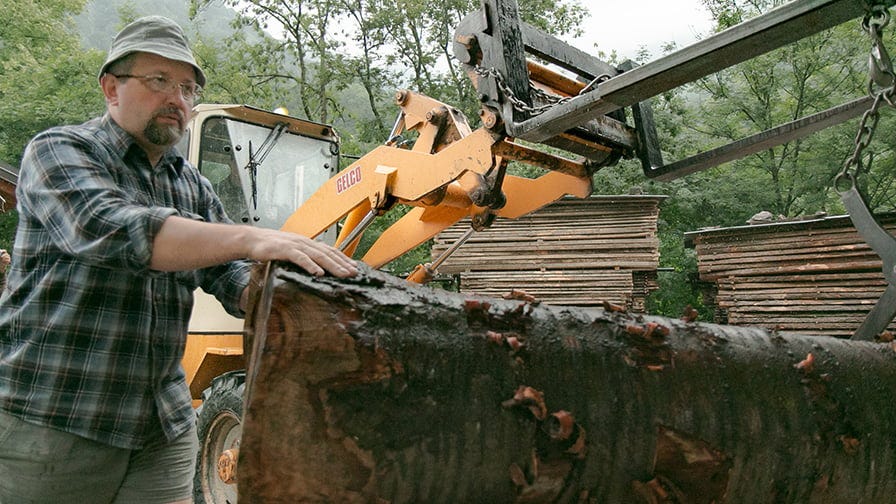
181, 105, 340, 408
186, 104, 340, 236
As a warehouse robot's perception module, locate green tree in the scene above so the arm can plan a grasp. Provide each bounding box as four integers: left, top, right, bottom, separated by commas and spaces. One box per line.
691, 0, 895, 220
0, 211, 16, 251
195, 0, 586, 137
204, 0, 353, 125
0, 0, 105, 165
192, 26, 292, 109
338, 0, 396, 142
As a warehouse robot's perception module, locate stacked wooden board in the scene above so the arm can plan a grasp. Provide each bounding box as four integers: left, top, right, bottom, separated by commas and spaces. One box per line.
0, 161, 17, 212
432, 195, 664, 310
686, 213, 896, 338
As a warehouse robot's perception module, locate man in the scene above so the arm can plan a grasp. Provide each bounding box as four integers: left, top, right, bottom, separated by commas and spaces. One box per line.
0, 16, 357, 503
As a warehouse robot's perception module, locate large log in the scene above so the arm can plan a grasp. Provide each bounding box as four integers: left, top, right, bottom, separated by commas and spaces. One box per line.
240, 263, 896, 503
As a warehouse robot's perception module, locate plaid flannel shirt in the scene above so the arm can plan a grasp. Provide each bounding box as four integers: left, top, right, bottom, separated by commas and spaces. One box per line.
0, 114, 251, 449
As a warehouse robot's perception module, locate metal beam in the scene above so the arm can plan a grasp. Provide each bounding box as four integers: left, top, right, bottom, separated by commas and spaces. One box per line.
646, 95, 874, 181
520, 22, 618, 80
509, 0, 895, 142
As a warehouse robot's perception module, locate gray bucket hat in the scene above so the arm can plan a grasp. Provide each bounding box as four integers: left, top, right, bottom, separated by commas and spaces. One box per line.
98, 16, 206, 87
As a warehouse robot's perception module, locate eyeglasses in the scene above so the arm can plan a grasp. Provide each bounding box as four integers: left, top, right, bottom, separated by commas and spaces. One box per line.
112, 74, 203, 103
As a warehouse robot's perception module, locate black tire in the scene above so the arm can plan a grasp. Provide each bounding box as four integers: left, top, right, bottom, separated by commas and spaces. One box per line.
194, 370, 245, 504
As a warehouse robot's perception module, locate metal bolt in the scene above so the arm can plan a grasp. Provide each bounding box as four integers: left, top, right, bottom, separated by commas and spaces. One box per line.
479, 109, 497, 129
426, 107, 446, 124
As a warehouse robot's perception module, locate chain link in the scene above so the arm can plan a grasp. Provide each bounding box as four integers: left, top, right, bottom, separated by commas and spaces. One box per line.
836, 3, 896, 187
864, 4, 895, 88
476, 65, 614, 117
474, 66, 568, 114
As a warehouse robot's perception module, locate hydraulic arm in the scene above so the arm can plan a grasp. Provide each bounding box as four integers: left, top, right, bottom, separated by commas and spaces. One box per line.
280, 90, 594, 270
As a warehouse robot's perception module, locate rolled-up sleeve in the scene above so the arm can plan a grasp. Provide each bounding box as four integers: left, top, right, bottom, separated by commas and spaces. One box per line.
18, 128, 177, 271
198, 261, 252, 317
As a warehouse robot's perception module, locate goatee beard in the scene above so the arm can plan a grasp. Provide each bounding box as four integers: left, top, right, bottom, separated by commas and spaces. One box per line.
144, 108, 185, 146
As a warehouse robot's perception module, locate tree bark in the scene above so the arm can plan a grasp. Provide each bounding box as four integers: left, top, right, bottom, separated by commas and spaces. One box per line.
239, 262, 896, 503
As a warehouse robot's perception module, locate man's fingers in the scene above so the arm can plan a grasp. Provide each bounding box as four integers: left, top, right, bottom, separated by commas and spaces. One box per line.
248, 230, 358, 278
289, 251, 326, 277
321, 246, 358, 274
299, 243, 358, 278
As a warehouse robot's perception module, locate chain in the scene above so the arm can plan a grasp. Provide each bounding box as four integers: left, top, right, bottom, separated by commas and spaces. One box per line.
474, 65, 611, 116
864, 4, 896, 91
837, 4, 896, 187
837, 92, 887, 184
473, 66, 564, 114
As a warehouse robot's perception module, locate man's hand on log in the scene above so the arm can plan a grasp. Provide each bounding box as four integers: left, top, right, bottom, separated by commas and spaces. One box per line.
238, 229, 358, 313
245, 227, 358, 279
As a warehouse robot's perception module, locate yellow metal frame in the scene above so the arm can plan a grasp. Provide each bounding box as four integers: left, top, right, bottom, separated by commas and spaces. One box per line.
182, 334, 244, 407
280, 90, 593, 271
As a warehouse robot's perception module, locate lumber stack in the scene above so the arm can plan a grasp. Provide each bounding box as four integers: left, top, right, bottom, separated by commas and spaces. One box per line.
432, 195, 664, 310
687, 213, 896, 337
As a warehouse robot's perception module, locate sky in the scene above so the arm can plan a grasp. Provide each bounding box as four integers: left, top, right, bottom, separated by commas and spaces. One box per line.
571, 0, 716, 61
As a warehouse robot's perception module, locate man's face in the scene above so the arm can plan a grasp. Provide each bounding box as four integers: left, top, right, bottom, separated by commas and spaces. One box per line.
102, 52, 198, 157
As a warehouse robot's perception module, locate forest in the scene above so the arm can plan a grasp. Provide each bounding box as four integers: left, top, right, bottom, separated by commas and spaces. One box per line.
1, 0, 895, 317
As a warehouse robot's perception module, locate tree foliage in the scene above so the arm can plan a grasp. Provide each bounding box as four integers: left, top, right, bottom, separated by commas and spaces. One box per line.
692, 0, 896, 219
0, 0, 105, 165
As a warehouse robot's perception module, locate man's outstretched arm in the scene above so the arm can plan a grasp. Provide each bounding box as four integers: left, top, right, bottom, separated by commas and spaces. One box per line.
150, 215, 358, 278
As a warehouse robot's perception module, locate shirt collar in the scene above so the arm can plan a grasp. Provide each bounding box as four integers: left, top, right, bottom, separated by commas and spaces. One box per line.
101, 114, 186, 175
